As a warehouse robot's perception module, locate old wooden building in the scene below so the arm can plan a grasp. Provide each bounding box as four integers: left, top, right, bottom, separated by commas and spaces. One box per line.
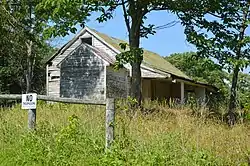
46, 27, 216, 103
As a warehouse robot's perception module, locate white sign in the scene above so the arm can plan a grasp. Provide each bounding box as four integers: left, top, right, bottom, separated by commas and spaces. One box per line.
22, 93, 37, 109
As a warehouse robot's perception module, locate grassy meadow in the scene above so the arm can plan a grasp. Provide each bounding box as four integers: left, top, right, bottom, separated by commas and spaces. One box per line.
0, 101, 250, 165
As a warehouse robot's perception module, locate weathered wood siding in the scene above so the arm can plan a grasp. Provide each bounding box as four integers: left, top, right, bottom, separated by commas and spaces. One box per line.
92, 36, 117, 58
142, 79, 152, 99
48, 80, 60, 97
46, 28, 165, 99
60, 44, 106, 100
47, 40, 82, 97
53, 40, 82, 66
47, 31, 93, 97
106, 67, 129, 98
170, 82, 181, 99
47, 66, 60, 97
151, 80, 171, 100
141, 68, 167, 78
90, 30, 166, 79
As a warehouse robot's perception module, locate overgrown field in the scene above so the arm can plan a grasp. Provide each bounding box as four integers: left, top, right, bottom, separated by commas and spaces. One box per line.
0, 101, 250, 166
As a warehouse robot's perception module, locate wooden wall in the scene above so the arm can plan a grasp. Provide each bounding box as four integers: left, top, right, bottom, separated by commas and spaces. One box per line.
47, 66, 60, 97
60, 45, 106, 101
153, 80, 171, 100
106, 67, 129, 98
47, 35, 82, 97
47, 29, 169, 99
142, 79, 152, 99
92, 37, 116, 58
195, 87, 206, 103
170, 82, 181, 99
142, 79, 172, 100
142, 79, 184, 101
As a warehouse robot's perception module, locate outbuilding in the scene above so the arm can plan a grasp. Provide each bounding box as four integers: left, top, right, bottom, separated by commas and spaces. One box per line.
46, 27, 216, 103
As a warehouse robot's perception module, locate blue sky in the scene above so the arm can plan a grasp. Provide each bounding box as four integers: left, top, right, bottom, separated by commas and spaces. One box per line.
52, 10, 195, 57
51, 9, 250, 73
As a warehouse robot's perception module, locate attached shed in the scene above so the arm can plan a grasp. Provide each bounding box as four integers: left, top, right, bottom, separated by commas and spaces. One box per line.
46, 27, 217, 103
47, 42, 129, 101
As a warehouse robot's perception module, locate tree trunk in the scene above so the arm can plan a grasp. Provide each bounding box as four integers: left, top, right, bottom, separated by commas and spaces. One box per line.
26, 40, 33, 93
228, 4, 249, 126
227, 7, 249, 126
228, 65, 239, 126
129, 23, 142, 106
25, 2, 34, 94
131, 62, 142, 105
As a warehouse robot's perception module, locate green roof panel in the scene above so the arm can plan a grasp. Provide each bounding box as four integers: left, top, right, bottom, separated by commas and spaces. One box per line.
90, 28, 190, 79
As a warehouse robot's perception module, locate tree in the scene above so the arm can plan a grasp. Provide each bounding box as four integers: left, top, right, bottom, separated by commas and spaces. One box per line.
3, 0, 47, 93
37, 0, 186, 105
176, 0, 250, 125
0, 1, 54, 96
0, 4, 25, 94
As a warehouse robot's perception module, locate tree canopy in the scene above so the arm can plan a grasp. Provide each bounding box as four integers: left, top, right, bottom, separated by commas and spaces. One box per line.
176, 0, 250, 125
0, 1, 55, 100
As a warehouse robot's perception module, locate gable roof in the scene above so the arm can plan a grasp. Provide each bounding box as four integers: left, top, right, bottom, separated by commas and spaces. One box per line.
58, 43, 115, 66
89, 28, 190, 80
47, 27, 189, 79
46, 27, 217, 91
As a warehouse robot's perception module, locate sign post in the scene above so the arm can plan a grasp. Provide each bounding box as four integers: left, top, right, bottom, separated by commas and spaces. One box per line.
106, 98, 115, 149
22, 93, 37, 129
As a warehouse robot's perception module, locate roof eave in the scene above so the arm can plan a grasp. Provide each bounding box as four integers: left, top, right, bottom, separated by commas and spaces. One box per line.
45, 28, 89, 64
174, 76, 218, 92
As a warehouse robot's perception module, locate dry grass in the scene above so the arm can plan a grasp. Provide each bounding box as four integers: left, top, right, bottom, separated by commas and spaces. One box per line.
117, 106, 250, 164
0, 101, 250, 165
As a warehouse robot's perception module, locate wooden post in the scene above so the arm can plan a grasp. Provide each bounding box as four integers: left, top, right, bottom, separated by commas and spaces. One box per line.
181, 82, 185, 104
106, 98, 115, 149
28, 109, 36, 129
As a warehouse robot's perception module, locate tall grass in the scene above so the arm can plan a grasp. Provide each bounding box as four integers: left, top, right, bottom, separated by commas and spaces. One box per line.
0, 101, 250, 165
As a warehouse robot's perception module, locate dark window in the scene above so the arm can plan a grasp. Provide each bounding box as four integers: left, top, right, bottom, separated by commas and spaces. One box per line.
51, 76, 60, 80
48, 62, 52, 66
81, 37, 92, 45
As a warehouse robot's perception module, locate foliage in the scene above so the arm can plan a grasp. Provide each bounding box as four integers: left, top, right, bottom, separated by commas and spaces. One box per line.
0, 35, 54, 95
177, 1, 250, 70
114, 43, 144, 70
1, 0, 52, 93
0, 1, 55, 96
36, 0, 174, 38
165, 52, 229, 94
1, 102, 250, 165
176, 0, 250, 124
0, 3, 25, 94
236, 72, 250, 109
166, 52, 250, 112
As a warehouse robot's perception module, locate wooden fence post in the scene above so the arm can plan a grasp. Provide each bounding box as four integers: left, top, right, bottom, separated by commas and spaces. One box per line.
28, 109, 36, 129
106, 98, 115, 149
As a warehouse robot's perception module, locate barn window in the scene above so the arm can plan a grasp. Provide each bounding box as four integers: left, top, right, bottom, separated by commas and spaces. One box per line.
81, 37, 92, 45
48, 61, 52, 67
51, 76, 60, 80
